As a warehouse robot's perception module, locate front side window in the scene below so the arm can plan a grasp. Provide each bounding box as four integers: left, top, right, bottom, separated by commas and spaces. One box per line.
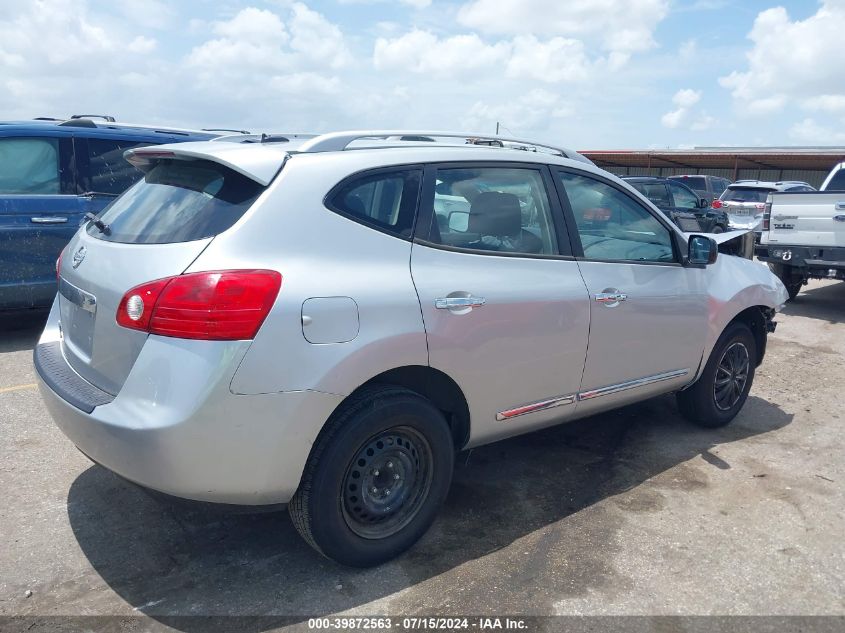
630, 182, 671, 208
667, 181, 700, 209
82, 139, 147, 194
558, 171, 676, 263
328, 169, 421, 238
0, 137, 60, 194
425, 166, 557, 255
826, 170, 845, 191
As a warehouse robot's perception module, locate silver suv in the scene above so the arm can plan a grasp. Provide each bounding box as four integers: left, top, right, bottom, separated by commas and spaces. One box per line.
36, 131, 788, 566
714, 180, 816, 233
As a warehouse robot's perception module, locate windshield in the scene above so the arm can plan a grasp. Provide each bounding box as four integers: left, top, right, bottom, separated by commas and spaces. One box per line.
87, 159, 264, 244
720, 187, 771, 203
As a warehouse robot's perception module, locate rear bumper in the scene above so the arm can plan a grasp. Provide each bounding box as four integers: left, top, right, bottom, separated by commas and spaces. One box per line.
35, 328, 343, 505
755, 244, 845, 275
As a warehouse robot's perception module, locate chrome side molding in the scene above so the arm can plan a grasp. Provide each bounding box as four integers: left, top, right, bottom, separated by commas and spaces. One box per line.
497, 368, 690, 421
496, 394, 576, 421
578, 368, 689, 401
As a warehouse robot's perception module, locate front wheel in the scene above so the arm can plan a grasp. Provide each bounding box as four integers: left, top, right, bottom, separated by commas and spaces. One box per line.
677, 321, 757, 428
289, 385, 454, 567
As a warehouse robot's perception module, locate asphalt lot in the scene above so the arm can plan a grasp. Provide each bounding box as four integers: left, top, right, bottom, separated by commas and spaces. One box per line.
1, 280, 843, 631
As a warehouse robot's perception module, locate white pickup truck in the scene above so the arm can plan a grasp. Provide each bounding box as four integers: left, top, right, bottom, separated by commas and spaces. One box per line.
756, 163, 845, 300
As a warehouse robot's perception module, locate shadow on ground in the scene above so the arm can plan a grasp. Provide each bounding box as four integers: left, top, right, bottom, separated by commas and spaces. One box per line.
0, 311, 47, 353
782, 281, 845, 324
67, 393, 792, 630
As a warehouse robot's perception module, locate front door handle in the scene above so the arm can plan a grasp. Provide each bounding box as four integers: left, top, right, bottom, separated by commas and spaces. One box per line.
595, 291, 627, 307
435, 296, 486, 309
31, 216, 68, 224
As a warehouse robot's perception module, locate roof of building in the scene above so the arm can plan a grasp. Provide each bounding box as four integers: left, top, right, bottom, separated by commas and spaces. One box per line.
580, 147, 845, 171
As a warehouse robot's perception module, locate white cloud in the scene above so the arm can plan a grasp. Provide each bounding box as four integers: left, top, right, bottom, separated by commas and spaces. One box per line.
127, 35, 157, 54
720, 2, 845, 115
339, 0, 431, 7
661, 88, 701, 128
373, 30, 509, 76
462, 89, 572, 132
789, 118, 845, 144
802, 94, 845, 113
457, 0, 669, 63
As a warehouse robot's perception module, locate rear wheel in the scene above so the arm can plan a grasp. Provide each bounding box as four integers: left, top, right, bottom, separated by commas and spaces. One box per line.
289, 385, 454, 567
677, 321, 757, 428
768, 262, 804, 301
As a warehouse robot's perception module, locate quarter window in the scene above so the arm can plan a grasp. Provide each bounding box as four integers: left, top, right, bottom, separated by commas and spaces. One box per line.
425, 167, 557, 256
82, 139, 147, 195
0, 138, 60, 194
328, 169, 421, 238
558, 171, 676, 263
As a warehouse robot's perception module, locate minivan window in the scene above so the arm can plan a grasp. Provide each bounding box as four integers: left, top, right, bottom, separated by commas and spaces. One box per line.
328, 169, 421, 238
87, 159, 263, 244
721, 187, 770, 203
425, 166, 557, 256
82, 139, 147, 195
0, 137, 60, 194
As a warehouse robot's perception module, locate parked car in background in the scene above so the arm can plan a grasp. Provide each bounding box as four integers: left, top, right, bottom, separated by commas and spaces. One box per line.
713, 180, 816, 238
624, 176, 729, 233
756, 163, 845, 300
0, 116, 217, 313
668, 174, 732, 203
36, 129, 787, 567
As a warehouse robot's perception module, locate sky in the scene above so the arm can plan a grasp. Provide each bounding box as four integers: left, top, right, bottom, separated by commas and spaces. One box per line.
1, 0, 843, 150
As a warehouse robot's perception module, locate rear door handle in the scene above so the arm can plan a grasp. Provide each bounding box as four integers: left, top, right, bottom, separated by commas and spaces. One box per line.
30, 216, 68, 224
435, 296, 486, 309
595, 291, 627, 305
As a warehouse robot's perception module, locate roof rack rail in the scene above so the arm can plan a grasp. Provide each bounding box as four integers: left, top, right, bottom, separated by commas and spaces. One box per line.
202, 128, 251, 135
70, 114, 116, 122
295, 130, 578, 159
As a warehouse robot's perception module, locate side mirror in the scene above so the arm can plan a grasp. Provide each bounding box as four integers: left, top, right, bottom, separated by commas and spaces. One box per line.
698, 197, 709, 208
688, 234, 718, 266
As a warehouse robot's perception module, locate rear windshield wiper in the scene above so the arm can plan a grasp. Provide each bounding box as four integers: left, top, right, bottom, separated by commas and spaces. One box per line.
84, 212, 111, 235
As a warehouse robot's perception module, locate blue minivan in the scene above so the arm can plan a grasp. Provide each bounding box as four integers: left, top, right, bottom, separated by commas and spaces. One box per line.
0, 116, 217, 312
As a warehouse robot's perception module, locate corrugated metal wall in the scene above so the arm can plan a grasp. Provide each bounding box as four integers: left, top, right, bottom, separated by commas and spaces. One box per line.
604, 166, 829, 188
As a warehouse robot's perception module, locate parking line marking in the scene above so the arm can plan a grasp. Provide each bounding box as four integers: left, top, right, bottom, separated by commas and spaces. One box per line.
0, 383, 37, 394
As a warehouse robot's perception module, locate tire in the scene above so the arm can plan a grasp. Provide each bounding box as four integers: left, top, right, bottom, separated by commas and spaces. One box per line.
677, 321, 757, 428
711, 225, 725, 234
289, 385, 454, 567
768, 263, 803, 301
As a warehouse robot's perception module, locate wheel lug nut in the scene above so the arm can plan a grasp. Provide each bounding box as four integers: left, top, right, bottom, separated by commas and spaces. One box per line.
387, 461, 393, 468
373, 469, 380, 476
393, 473, 400, 480
385, 489, 391, 495
371, 487, 378, 493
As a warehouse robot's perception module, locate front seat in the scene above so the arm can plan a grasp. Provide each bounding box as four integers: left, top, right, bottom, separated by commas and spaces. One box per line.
467, 191, 542, 253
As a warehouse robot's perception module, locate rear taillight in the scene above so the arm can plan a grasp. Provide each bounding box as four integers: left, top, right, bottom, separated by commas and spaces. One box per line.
711, 200, 723, 209
116, 270, 282, 340
762, 201, 772, 230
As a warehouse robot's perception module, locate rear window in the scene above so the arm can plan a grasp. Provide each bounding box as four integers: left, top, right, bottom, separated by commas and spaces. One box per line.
669, 176, 707, 192
87, 159, 263, 244
720, 187, 771, 203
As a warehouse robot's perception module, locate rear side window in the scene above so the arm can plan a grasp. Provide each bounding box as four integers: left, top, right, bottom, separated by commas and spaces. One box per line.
630, 182, 671, 207
0, 137, 60, 194
669, 176, 707, 192
81, 138, 147, 195
827, 170, 845, 191
87, 159, 263, 244
327, 169, 421, 238
721, 187, 770, 203
424, 166, 557, 256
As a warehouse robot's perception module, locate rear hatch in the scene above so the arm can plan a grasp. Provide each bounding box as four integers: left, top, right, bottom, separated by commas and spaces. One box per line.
719, 187, 772, 229
57, 148, 277, 395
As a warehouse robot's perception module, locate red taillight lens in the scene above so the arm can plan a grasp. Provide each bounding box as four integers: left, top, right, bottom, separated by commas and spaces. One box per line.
711, 200, 723, 209
762, 201, 772, 230
116, 270, 282, 340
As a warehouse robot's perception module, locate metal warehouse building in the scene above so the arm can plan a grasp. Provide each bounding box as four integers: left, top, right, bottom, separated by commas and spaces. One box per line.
580, 147, 845, 189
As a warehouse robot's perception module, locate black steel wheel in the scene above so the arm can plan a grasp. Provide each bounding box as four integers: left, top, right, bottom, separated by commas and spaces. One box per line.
677, 321, 757, 428
289, 385, 454, 567
713, 342, 750, 411
341, 427, 433, 539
